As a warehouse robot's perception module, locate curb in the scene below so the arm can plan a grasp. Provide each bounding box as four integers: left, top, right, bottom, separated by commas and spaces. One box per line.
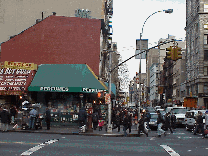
4, 130, 139, 137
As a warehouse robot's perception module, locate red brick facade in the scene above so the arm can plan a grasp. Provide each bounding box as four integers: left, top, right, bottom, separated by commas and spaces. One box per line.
1, 15, 101, 75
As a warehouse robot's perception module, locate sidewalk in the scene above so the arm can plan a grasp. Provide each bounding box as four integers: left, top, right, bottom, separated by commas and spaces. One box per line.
5, 124, 139, 137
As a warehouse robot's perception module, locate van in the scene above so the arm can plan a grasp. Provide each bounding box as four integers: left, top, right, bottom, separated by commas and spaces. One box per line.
185, 110, 206, 131
169, 106, 188, 125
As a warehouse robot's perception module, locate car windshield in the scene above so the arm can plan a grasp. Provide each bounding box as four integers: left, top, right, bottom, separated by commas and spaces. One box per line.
186, 112, 194, 118
172, 108, 187, 114
151, 114, 158, 119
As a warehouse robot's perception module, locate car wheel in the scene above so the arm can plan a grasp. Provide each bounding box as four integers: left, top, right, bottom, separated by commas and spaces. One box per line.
185, 124, 189, 131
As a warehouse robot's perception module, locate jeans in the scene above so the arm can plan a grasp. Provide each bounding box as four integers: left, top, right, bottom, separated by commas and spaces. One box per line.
123, 126, 128, 137
11, 116, 15, 123
1, 123, 8, 131
29, 117, 36, 129
157, 123, 165, 136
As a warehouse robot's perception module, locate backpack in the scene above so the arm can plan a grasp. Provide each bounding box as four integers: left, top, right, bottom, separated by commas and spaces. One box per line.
92, 114, 98, 122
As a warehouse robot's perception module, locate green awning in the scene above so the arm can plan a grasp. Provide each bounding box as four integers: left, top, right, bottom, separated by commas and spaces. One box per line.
105, 82, 116, 96
28, 64, 108, 93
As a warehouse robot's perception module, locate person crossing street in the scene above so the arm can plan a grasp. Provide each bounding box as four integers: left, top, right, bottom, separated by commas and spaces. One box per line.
194, 111, 205, 139
138, 115, 148, 137
157, 110, 166, 137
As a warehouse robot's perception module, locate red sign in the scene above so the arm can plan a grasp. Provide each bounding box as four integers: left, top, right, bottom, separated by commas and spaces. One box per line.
136, 78, 139, 84
0, 68, 36, 95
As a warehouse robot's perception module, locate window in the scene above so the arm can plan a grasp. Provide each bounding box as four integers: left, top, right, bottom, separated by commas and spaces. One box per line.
204, 83, 208, 94
204, 34, 208, 44
204, 50, 208, 61
204, 4, 208, 12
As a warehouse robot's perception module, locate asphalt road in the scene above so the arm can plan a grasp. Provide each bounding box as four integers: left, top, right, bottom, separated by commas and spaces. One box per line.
0, 128, 207, 156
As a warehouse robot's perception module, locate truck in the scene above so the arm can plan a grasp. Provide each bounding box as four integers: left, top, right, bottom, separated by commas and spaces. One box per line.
168, 106, 188, 126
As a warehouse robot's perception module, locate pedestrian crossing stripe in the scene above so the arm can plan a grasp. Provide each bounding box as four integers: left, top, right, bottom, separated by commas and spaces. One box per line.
21, 139, 59, 156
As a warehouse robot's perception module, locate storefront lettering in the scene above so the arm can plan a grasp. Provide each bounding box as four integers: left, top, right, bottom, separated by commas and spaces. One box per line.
82, 88, 102, 93
1, 68, 31, 75
40, 87, 69, 92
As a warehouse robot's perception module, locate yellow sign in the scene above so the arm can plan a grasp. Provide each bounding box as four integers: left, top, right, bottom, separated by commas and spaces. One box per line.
3, 61, 37, 70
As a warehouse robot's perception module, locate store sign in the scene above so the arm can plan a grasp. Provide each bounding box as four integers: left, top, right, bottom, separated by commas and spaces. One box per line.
82, 88, 105, 93
40, 87, 69, 92
3, 61, 37, 70
0, 67, 36, 95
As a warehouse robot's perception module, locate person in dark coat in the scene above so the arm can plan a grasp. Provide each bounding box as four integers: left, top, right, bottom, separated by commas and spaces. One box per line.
164, 112, 173, 133
92, 110, 99, 130
128, 114, 132, 133
138, 115, 148, 137
170, 112, 176, 130
45, 107, 51, 130
123, 114, 129, 137
145, 110, 150, 130
194, 111, 205, 138
0, 107, 10, 132
78, 107, 87, 127
112, 112, 120, 132
10, 106, 17, 124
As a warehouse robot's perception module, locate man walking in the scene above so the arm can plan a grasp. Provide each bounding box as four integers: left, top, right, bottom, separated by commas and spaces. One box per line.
138, 115, 148, 137
10, 106, 17, 124
45, 107, 51, 130
157, 110, 166, 137
78, 107, 87, 127
112, 112, 120, 132
123, 114, 129, 137
0, 107, 10, 132
194, 111, 205, 138
170, 112, 176, 130
164, 112, 173, 133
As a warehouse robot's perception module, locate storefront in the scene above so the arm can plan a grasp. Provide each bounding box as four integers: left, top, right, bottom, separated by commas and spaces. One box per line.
28, 64, 108, 126
0, 61, 37, 109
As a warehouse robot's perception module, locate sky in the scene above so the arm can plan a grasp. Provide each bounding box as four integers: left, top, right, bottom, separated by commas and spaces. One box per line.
112, 0, 186, 82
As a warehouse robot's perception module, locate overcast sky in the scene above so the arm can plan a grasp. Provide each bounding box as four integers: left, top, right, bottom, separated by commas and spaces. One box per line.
112, 0, 186, 82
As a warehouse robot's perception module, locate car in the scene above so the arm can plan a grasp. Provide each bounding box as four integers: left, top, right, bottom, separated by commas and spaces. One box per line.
155, 106, 161, 111
149, 113, 158, 130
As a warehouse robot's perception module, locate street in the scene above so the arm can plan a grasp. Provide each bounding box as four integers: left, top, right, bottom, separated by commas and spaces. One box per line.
0, 128, 207, 156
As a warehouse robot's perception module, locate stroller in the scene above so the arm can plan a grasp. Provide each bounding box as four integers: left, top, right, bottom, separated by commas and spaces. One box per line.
34, 115, 44, 130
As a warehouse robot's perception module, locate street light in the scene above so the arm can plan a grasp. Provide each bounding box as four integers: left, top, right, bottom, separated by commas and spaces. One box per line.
138, 9, 173, 120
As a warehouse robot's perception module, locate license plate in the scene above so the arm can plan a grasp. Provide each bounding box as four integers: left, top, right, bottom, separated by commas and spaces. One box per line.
149, 122, 155, 124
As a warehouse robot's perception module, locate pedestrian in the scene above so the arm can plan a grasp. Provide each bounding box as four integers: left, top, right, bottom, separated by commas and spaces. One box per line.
112, 112, 120, 132
92, 110, 99, 130
138, 115, 148, 137
157, 110, 166, 137
170, 112, 176, 130
45, 107, 51, 130
78, 107, 87, 127
29, 107, 38, 130
145, 110, 151, 130
205, 110, 208, 129
194, 111, 205, 138
123, 114, 129, 137
10, 106, 17, 124
98, 118, 104, 131
0, 107, 10, 132
128, 114, 132, 133
164, 112, 173, 133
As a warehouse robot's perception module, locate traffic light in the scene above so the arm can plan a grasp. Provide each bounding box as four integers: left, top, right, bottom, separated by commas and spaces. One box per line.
166, 46, 174, 60
97, 92, 104, 98
175, 47, 182, 60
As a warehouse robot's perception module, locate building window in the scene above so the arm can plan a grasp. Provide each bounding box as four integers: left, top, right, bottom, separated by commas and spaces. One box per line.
204, 4, 208, 12
204, 83, 208, 94
204, 50, 208, 61
204, 34, 208, 44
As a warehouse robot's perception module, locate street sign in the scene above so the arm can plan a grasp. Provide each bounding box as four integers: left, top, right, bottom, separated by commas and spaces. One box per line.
105, 93, 111, 104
